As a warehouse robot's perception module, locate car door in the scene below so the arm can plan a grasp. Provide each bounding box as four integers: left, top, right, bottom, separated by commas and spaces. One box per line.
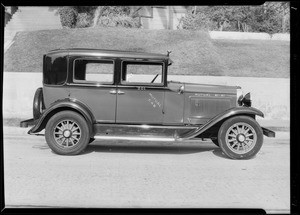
68, 57, 117, 123
116, 60, 165, 124
163, 81, 185, 125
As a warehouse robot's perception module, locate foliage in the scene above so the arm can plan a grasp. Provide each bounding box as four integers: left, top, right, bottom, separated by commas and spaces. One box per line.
180, 10, 211, 30
181, 3, 290, 34
76, 13, 93, 28
249, 6, 282, 34
100, 6, 131, 16
93, 6, 140, 28
58, 7, 78, 28
57, 6, 140, 29
97, 14, 140, 28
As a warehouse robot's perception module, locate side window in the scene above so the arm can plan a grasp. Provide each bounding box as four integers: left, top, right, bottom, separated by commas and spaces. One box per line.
74, 59, 114, 84
122, 61, 163, 85
44, 55, 68, 85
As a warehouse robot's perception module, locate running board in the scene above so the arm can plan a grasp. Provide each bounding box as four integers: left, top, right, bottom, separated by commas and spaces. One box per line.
94, 135, 176, 142
93, 123, 198, 139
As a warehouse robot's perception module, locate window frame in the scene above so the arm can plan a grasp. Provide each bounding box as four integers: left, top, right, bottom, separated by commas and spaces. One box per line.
120, 60, 165, 87
72, 57, 115, 85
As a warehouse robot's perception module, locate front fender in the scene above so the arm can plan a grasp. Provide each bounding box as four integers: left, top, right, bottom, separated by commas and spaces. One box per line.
179, 106, 264, 140
28, 98, 95, 134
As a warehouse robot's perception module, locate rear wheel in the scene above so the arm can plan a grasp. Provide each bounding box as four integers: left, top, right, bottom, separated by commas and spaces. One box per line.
218, 116, 263, 159
45, 111, 90, 155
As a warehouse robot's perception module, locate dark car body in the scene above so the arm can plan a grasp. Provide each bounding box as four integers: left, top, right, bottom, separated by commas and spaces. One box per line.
21, 48, 275, 159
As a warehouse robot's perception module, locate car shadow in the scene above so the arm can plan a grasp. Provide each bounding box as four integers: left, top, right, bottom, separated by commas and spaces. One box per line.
212, 149, 231, 159
33, 140, 228, 157
83, 140, 221, 155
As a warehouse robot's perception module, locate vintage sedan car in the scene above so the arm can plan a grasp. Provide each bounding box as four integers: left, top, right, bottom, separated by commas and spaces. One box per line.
20, 48, 275, 159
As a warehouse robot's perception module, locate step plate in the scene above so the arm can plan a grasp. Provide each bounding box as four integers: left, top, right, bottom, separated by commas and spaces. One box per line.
93, 124, 198, 140
94, 135, 175, 142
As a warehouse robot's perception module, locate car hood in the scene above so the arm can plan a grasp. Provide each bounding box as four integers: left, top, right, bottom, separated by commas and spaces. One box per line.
167, 81, 240, 94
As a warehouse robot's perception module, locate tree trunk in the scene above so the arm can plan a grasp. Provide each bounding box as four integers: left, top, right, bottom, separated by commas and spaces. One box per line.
282, 8, 286, 33
93, 6, 106, 27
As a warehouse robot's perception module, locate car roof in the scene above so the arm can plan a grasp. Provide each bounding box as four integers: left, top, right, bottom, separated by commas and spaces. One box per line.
47, 48, 170, 61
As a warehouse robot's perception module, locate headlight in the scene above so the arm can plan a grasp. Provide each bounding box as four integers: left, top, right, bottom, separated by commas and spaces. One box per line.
242, 92, 251, 107
237, 88, 243, 106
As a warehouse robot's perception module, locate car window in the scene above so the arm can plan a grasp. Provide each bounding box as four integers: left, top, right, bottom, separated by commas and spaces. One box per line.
74, 59, 114, 84
122, 61, 163, 85
44, 55, 68, 85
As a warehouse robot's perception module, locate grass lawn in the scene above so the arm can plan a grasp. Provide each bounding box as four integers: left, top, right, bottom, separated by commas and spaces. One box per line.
213, 39, 290, 78
4, 27, 289, 78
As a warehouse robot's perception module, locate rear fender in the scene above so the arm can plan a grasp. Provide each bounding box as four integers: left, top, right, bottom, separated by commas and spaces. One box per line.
28, 98, 95, 135
179, 107, 264, 140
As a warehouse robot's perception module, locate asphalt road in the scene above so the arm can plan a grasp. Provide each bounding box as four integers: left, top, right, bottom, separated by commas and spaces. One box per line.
3, 126, 290, 213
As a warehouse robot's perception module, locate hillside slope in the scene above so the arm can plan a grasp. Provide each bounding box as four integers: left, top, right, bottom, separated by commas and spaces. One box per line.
4, 27, 289, 78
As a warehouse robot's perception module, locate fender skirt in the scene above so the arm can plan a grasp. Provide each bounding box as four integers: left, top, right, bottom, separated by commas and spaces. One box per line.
28, 98, 95, 135
179, 106, 264, 140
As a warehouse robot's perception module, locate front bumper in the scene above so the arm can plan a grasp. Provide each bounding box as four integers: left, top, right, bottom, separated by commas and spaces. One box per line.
261, 127, 276, 138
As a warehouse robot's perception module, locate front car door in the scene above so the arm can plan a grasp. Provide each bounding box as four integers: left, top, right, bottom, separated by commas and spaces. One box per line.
116, 60, 165, 124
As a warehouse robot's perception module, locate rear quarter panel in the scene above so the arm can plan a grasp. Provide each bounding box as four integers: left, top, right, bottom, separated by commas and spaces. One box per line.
43, 86, 69, 108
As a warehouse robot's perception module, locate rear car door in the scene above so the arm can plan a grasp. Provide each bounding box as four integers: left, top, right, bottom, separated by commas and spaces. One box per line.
68, 57, 117, 123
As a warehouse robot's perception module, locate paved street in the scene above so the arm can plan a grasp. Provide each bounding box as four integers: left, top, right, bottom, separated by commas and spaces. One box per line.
3, 126, 290, 213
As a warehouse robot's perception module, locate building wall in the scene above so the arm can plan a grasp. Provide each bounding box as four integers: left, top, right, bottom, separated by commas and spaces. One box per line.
140, 6, 187, 30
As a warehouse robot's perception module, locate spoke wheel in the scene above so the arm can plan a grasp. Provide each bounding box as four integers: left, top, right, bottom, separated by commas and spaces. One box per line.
53, 120, 82, 148
45, 111, 90, 155
218, 116, 263, 159
225, 122, 257, 154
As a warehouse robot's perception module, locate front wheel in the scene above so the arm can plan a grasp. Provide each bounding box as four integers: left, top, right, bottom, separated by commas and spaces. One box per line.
45, 111, 90, 155
218, 116, 263, 159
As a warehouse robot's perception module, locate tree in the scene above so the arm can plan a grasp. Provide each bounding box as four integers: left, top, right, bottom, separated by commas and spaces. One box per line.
181, 4, 290, 33
57, 6, 140, 29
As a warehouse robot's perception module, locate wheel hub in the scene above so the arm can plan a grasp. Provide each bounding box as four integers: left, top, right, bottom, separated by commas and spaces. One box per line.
63, 130, 72, 138
237, 134, 246, 142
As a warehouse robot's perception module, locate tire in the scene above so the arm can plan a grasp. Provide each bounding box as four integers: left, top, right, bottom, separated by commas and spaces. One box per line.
45, 111, 90, 155
218, 116, 263, 160
33, 87, 45, 119
211, 138, 219, 146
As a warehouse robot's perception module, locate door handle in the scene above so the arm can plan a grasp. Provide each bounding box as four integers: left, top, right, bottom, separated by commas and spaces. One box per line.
109, 90, 117, 94
117, 90, 125, 95
178, 85, 184, 94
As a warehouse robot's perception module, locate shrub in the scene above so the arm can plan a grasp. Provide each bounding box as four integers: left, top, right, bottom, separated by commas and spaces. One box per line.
76, 13, 92, 28
97, 14, 140, 28
58, 7, 78, 28
180, 10, 211, 30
